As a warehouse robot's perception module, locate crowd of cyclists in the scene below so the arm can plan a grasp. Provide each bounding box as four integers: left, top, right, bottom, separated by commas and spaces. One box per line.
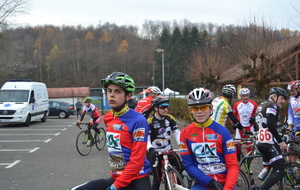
69, 70, 300, 190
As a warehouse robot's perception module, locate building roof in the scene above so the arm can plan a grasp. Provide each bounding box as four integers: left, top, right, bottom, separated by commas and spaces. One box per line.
47, 87, 90, 98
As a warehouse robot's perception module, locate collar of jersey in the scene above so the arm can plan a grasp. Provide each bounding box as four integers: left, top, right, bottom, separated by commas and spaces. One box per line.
195, 117, 213, 128
112, 105, 130, 117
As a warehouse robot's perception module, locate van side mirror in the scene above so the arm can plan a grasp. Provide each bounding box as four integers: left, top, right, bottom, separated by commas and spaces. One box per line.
29, 97, 35, 104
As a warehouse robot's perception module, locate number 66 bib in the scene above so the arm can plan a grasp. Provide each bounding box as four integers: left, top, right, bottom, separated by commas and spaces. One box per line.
258, 128, 274, 144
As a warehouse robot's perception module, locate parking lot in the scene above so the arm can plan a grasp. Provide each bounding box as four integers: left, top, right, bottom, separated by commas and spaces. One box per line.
0, 116, 110, 190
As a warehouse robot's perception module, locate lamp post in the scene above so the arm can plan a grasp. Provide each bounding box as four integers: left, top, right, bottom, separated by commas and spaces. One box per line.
156, 48, 164, 95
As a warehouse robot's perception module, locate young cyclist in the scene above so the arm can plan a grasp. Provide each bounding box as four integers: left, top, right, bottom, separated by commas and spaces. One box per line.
135, 86, 162, 118
233, 88, 258, 159
255, 87, 288, 190
76, 97, 102, 147
147, 96, 183, 190
287, 80, 300, 133
212, 84, 245, 133
180, 87, 239, 190
71, 71, 151, 190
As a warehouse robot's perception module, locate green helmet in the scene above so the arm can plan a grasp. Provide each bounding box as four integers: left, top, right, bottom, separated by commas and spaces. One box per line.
101, 72, 135, 94
83, 97, 92, 103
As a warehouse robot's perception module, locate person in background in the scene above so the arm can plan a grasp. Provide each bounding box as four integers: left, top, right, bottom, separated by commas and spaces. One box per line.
71, 71, 151, 190
128, 96, 138, 109
233, 88, 258, 160
135, 86, 162, 118
287, 80, 300, 133
147, 96, 183, 190
180, 87, 239, 190
76, 97, 102, 147
75, 98, 82, 119
212, 84, 246, 133
255, 87, 288, 190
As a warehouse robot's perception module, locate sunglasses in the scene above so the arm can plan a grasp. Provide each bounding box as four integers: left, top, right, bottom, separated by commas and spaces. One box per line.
190, 105, 210, 112
159, 106, 169, 110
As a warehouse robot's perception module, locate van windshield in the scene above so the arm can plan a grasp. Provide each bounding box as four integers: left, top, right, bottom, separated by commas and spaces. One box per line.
0, 90, 30, 102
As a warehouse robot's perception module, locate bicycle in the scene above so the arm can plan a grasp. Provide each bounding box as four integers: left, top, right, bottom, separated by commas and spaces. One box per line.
238, 138, 300, 190
152, 149, 186, 190
75, 122, 106, 156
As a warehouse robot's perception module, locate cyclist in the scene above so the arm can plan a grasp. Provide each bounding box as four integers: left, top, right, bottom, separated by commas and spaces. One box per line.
287, 80, 300, 133
233, 88, 258, 159
180, 87, 239, 190
255, 87, 288, 190
135, 86, 162, 118
147, 96, 183, 190
76, 97, 102, 147
71, 71, 151, 190
212, 84, 246, 133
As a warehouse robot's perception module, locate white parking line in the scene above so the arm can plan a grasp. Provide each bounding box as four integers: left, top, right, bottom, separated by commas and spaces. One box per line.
0, 129, 66, 131
0, 134, 60, 136
0, 139, 52, 143
4, 160, 21, 169
0, 147, 40, 153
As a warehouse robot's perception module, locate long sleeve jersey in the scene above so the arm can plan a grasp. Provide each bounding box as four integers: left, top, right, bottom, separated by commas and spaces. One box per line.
288, 95, 300, 131
212, 96, 232, 126
179, 118, 239, 190
233, 100, 258, 128
104, 105, 151, 189
135, 96, 154, 118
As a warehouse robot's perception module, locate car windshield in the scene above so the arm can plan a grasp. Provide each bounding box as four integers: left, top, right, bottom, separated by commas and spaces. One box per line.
0, 90, 29, 102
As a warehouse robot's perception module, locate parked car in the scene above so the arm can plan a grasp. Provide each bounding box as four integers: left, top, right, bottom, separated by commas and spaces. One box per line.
48, 100, 74, 118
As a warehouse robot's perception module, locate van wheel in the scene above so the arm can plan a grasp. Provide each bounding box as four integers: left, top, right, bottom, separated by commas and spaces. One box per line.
58, 111, 67, 119
25, 115, 31, 126
41, 112, 47, 122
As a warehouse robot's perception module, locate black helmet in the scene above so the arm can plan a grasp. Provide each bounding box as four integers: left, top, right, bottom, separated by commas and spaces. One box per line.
269, 87, 288, 99
152, 96, 169, 108
187, 88, 213, 106
101, 71, 135, 94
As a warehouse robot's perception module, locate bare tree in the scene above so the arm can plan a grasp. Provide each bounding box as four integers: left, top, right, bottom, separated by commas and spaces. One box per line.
0, 0, 30, 25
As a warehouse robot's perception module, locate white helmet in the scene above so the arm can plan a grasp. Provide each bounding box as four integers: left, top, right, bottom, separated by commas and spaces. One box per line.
239, 88, 250, 95
222, 84, 236, 98
147, 86, 162, 94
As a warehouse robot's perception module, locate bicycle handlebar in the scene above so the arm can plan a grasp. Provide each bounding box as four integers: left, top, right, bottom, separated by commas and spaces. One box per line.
77, 123, 90, 130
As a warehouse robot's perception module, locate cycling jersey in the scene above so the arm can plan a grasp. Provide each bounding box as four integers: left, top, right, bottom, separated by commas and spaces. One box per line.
147, 114, 180, 151
255, 100, 282, 145
287, 96, 300, 131
180, 117, 239, 190
212, 96, 232, 126
233, 100, 257, 128
135, 96, 154, 118
82, 103, 101, 118
104, 105, 151, 189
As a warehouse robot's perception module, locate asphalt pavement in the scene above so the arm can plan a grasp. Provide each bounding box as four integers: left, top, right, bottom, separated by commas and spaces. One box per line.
0, 115, 110, 190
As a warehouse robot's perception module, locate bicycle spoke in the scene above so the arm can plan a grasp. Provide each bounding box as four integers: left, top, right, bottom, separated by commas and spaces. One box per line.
95, 128, 106, 151
76, 131, 92, 156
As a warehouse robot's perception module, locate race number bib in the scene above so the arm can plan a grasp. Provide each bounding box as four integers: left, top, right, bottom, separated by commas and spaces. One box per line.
258, 128, 273, 143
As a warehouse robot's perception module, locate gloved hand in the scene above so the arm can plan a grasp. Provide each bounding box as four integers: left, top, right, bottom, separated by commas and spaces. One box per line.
89, 120, 94, 126
76, 120, 82, 126
249, 117, 255, 124
208, 179, 224, 190
232, 122, 243, 130
148, 147, 157, 160
106, 184, 118, 190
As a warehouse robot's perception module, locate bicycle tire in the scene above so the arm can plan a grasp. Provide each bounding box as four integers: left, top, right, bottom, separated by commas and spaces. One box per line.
95, 128, 106, 151
76, 130, 92, 156
280, 162, 300, 189
236, 169, 250, 190
164, 167, 185, 190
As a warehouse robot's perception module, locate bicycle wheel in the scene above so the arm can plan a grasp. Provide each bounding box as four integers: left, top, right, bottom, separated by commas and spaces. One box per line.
95, 128, 106, 151
164, 167, 185, 190
76, 130, 92, 156
282, 162, 300, 189
236, 169, 250, 190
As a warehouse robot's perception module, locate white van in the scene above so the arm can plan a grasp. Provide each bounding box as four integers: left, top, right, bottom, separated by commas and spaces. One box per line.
0, 80, 49, 126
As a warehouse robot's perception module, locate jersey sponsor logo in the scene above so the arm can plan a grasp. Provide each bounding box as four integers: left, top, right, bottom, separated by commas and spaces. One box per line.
226, 139, 235, 152
107, 132, 122, 152
133, 128, 145, 142
179, 142, 187, 152
192, 142, 220, 163
113, 124, 124, 131
266, 108, 277, 115
109, 153, 125, 171
206, 134, 219, 140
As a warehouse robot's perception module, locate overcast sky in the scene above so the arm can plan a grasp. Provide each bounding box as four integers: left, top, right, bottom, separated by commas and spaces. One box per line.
11, 0, 300, 30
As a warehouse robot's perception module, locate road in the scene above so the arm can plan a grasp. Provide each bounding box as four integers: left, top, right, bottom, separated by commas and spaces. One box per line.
0, 116, 110, 190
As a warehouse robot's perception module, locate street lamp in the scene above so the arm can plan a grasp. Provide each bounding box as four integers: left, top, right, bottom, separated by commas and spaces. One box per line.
156, 48, 164, 95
